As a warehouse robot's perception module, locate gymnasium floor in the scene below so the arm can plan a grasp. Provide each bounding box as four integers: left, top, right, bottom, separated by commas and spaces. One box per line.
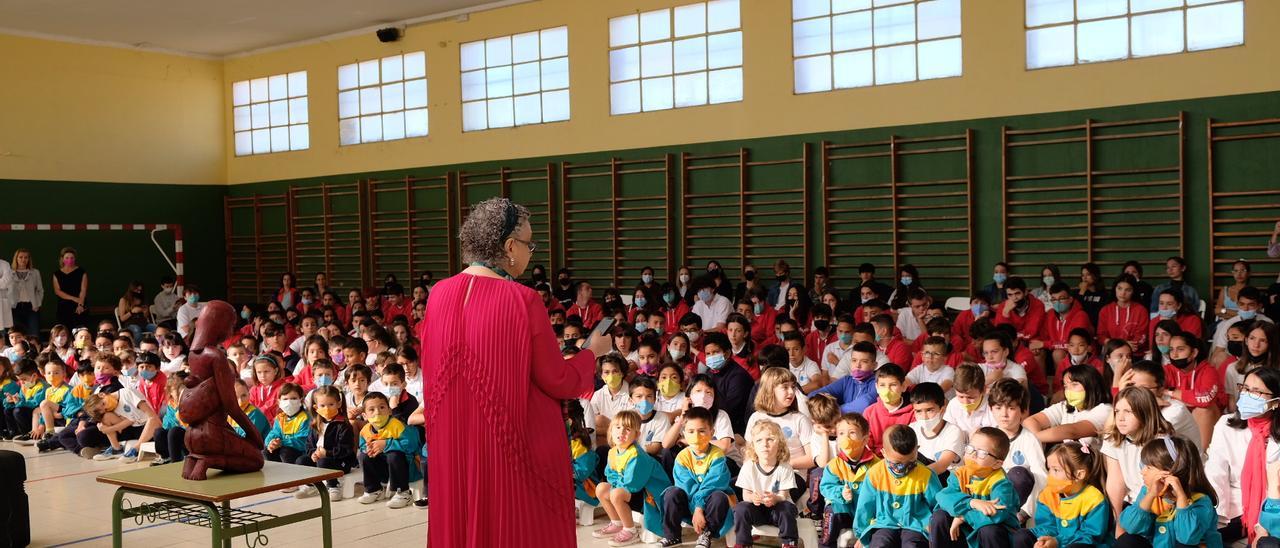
11, 441, 822, 547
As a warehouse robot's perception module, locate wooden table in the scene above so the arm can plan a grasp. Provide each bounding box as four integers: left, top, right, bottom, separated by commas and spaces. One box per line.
97, 461, 343, 548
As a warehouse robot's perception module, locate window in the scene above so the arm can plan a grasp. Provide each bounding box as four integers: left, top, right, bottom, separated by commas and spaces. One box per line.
460, 26, 570, 132
608, 0, 743, 115
1025, 0, 1244, 69
338, 52, 428, 145
791, 0, 962, 94
232, 71, 308, 156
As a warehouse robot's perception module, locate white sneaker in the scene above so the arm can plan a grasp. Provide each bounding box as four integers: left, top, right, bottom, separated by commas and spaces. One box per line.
357, 490, 384, 504
386, 489, 412, 509
281, 486, 300, 494
294, 485, 319, 499
328, 486, 343, 502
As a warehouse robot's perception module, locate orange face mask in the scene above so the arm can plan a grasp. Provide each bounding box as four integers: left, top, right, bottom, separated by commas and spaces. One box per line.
317, 406, 339, 421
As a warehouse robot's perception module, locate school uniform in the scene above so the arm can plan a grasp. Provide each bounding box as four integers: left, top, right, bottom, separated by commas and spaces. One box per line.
571, 438, 601, 506
879, 337, 912, 368
1004, 427, 1048, 522
819, 340, 856, 380
264, 410, 310, 463
789, 357, 821, 388
862, 399, 914, 457
1164, 360, 1224, 410
1150, 312, 1203, 348
912, 421, 966, 473
1052, 355, 1105, 394
932, 466, 1021, 548
661, 444, 736, 541
250, 379, 285, 421
604, 443, 672, 538
299, 419, 357, 488
1040, 302, 1095, 350
358, 416, 423, 494
637, 411, 671, 451
52, 379, 121, 456
590, 382, 631, 421
994, 295, 1047, 344
942, 397, 996, 434
1117, 486, 1222, 548
1040, 401, 1112, 450
733, 460, 799, 546
135, 372, 168, 416
806, 329, 837, 364
3, 379, 46, 436
854, 461, 943, 548
1013, 484, 1111, 548
1097, 302, 1150, 354
906, 364, 956, 397
231, 402, 270, 439
155, 404, 188, 462
36, 382, 74, 428
818, 448, 879, 548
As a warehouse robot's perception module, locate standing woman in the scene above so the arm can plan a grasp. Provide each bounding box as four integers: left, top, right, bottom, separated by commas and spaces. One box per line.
51, 247, 88, 329
0, 253, 12, 336
8, 249, 43, 337
277, 272, 299, 311
421, 197, 610, 547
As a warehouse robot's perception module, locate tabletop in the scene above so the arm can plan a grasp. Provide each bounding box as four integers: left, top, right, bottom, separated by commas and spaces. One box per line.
97, 461, 343, 503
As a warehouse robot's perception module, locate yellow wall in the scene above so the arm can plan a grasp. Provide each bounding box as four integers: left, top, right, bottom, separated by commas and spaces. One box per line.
0, 34, 224, 185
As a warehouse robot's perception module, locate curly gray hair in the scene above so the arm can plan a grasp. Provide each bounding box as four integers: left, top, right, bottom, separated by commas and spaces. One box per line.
458, 197, 531, 266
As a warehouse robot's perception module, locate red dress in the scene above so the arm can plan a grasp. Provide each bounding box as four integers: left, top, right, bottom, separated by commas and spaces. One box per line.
421, 274, 596, 548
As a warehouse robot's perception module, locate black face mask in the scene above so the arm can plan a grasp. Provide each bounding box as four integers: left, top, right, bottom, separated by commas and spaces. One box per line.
1249, 350, 1270, 361
813, 319, 831, 332
1170, 356, 1193, 369
1227, 340, 1245, 358
744, 271, 756, 281
558, 277, 570, 286
776, 274, 788, 282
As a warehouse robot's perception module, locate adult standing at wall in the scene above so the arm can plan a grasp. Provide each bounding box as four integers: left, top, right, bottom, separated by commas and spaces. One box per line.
0, 255, 11, 336
51, 247, 88, 329
420, 197, 609, 547
7, 249, 43, 337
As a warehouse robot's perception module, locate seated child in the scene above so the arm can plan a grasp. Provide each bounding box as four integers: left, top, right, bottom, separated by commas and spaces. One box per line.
378, 362, 419, 424
853, 425, 943, 548
818, 412, 879, 548
592, 354, 633, 445
745, 368, 814, 499
264, 382, 309, 465
566, 399, 601, 512
809, 341, 880, 414
1011, 442, 1110, 548
803, 393, 841, 521
343, 364, 373, 432
231, 379, 270, 438
931, 426, 1021, 548
295, 385, 356, 502
0, 357, 20, 438
907, 336, 956, 396
1053, 328, 1106, 402
987, 378, 1045, 523
943, 364, 996, 433
303, 359, 336, 407
909, 382, 965, 479
83, 384, 161, 463
733, 419, 800, 548
27, 357, 76, 444
152, 372, 189, 465
592, 410, 672, 547
134, 352, 167, 415
1116, 435, 1221, 548
631, 376, 671, 456
863, 364, 914, 456
36, 361, 93, 451
357, 391, 423, 510
783, 333, 825, 393
4, 358, 46, 440
250, 354, 287, 420
657, 406, 735, 547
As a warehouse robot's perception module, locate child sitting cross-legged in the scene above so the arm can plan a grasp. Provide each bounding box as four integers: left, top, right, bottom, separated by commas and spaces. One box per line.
732, 419, 800, 548
657, 405, 735, 548
592, 409, 671, 547
263, 382, 309, 466
931, 426, 1021, 548
565, 399, 601, 514
357, 391, 423, 510
853, 424, 943, 548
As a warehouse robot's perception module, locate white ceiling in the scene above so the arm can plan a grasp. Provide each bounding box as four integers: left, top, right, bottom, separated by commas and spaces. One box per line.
0, 0, 526, 58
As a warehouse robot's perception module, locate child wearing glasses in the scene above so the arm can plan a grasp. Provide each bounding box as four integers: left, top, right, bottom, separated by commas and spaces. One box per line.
931, 426, 1021, 548
850, 424, 941, 548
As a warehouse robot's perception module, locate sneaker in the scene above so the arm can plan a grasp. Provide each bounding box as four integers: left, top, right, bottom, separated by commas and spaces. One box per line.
412, 497, 428, 508
294, 485, 319, 499
37, 440, 61, 453
120, 448, 140, 463
609, 528, 640, 547
780, 543, 798, 548
658, 537, 683, 547
592, 523, 624, 539
386, 489, 413, 509
281, 486, 299, 493
12, 432, 32, 443
694, 531, 713, 548
92, 447, 123, 461
151, 457, 170, 467
357, 490, 384, 504
328, 486, 343, 502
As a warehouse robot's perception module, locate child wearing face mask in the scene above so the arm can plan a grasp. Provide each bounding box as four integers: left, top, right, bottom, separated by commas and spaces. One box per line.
746, 369, 815, 501
1053, 329, 1105, 402
1011, 441, 1109, 548
592, 410, 672, 546
661, 375, 740, 478
133, 352, 167, 415
264, 383, 310, 474
809, 341, 880, 414
565, 399, 602, 514
633, 336, 665, 379
592, 355, 632, 444
656, 406, 735, 547
945, 364, 995, 434
931, 427, 1020, 548
303, 360, 335, 409
357, 391, 423, 509
152, 372, 189, 466
806, 304, 838, 364
820, 315, 859, 380
818, 412, 878, 548
23, 357, 72, 445
863, 364, 913, 457
734, 419, 801, 548
231, 379, 270, 438
629, 377, 670, 458
654, 364, 686, 419
3, 359, 45, 440
294, 386, 356, 501
377, 363, 418, 425
853, 425, 943, 548
1161, 333, 1223, 450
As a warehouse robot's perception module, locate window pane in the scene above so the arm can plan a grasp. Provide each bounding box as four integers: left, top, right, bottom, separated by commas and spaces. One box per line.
708, 31, 743, 68
287, 72, 307, 98
382, 111, 405, 141
707, 0, 741, 32
541, 57, 570, 90
234, 106, 251, 131
339, 118, 360, 145
1026, 24, 1075, 68
641, 76, 674, 111
338, 90, 359, 119
1026, 0, 1074, 27
793, 0, 830, 19
611, 81, 642, 114
832, 0, 872, 12
486, 65, 513, 98
513, 62, 541, 95
641, 42, 674, 78
832, 11, 873, 51
484, 37, 510, 67
233, 81, 250, 106
674, 37, 708, 73
874, 43, 915, 84
1077, 17, 1128, 62
1187, 1, 1243, 51
251, 103, 270, 129
833, 49, 874, 88
381, 55, 404, 82
512, 31, 540, 64
917, 0, 961, 40
1077, 0, 1128, 21
359, 60, 380, 86
640, 9, 672, 42
610, 15, 640, 47
361, 87, 382, 115
543, 89, 571, 122
461, 70, 487, 101
268, 75, 287, 100
873, 4, 915, 46
487, 97, 515, 128
462, 101, 488, 131
610, 46, 641, 82
874, 0, 912, 5
541, 27, 569, 58
1131, 0, 1182, 13
405, 108, 428, 137
794, 17, 832, 56
917, 37, 962, 79
288, 97, 308, 124
460, 41, 486, 71
1132, 11, 1184, 57
674, 71, 708, 107
707, 67, 742, 104
269, 99, 288, 126
405, 79, 428, 109
234, 131, 252, 156
675, 3, 707, 37
289, 124, 309, 151
361, 114, 383, 142
338, 64, 359, 90
271, 126, 290, 153
514, 94, 542, 125
382, 83, 405, 112
250, 78, 268, 103
794, 55, 833, 93
252, 128, 271, 154
404, 51, 427, 79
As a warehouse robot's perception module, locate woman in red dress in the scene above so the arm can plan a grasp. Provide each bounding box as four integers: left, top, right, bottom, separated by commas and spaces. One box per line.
421, 198, 611, 547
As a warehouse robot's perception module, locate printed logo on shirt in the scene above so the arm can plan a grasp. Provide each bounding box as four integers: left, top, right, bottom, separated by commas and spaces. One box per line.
934, 450, 942, 461
646, 432, 654, 442
122, 404, 133, 414
1012, 450, 1025, 466
783, 426, 795, 439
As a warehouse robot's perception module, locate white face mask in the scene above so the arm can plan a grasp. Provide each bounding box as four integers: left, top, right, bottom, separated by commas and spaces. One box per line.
240, 368, 254, 381
1069, 353, 1087, 365
679, 274, 691, 284
279, 398, 302, 416
918, 414, 942, 432
669, 347, 686, 360
685, 331, 700, 343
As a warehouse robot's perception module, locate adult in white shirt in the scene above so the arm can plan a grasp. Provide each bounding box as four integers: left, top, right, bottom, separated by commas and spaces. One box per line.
1209, 286, 1272, 365
0, 258, 13, 333
691, 285, 732, 332
175, 285, 206, 341
1205, 368, 1280, 542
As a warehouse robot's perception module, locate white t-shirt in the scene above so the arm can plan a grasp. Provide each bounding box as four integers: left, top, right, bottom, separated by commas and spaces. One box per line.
692, 294, 733, 331
911, 421, 966, 469
895, 308, 925, 342
1040, 401, 1113, 450
980, 360, 1027, 384
1222, 365, 1247, 411
1212, 313, 1274, 349
820, 341, 856, 380
1162, 399, 1203, 454
907, 364, 955, 392
317, 421, 329, 449
580, 398, 598, 449
1005, 427, 1048, 521
591, 382, 632, 420
657, 392, 685, 415
176, 302, 205, 339
789, 358, 821, 387
943, 397, 995, 434
736, 460, 798, 495
114, 387, 151, 426
1101, 438, 1144, 504
639, 411, 672, 448
746, 411, 814, 460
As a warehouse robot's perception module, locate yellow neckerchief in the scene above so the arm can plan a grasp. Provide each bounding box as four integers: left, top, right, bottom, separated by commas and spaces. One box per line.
275, 411, 309, 436
953, 465, 1007, 497
570, 438, 590, 460
0, 378, 12, 390
71, 383, 94, 400
21, 381, 47, 399
46, 383, 71, 404
867, 460, 935, 496
1038, 483, 1105, 520
677, 443, 725, 476
229, 402, 260, 428
1149, 489, 1204, 522
828, 449, 879, 485
360, 416, 406, 443
168, 404, 189, 428
609, 443, 639, 474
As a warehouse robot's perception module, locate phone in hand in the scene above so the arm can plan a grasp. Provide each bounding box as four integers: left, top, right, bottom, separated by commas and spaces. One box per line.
585, 318, 615, 348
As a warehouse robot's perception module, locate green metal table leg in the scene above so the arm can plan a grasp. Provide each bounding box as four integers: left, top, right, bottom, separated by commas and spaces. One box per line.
221, 501, 232, 548
112, 488, 125, 548
316, 482, 333, 548
206, 502, 224, 548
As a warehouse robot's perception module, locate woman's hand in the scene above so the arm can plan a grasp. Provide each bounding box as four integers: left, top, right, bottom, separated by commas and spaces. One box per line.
586, 330, 612, 358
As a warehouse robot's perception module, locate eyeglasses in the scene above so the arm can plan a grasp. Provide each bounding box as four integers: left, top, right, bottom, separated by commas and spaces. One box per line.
964, 445, 1001, 461
921, 351, 943, 357
511, 237, 537, 253
1237, 383, 1274, 399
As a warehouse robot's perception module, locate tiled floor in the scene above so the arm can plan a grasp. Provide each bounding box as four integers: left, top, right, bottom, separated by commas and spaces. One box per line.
10, 442, 821, 547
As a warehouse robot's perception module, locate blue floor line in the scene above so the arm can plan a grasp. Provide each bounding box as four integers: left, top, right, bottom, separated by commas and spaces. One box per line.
46, 495, 295, 547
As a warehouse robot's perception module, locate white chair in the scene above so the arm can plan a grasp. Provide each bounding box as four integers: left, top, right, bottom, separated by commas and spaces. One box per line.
944, 296, 969, 313
632, 511, 659, 544
340, 471, 362, 500
576, 501, 596, 526
1199, 299, 1207, 317
751, 524, 781, 544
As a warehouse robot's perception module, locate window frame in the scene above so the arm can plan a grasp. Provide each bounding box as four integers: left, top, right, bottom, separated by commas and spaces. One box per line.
337, 51, 430, 146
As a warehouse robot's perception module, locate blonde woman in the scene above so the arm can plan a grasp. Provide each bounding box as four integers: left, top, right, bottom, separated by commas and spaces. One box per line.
8, 249, 43, 337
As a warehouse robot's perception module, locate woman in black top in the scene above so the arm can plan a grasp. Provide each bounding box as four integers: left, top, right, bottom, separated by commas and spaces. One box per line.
1075, 262, 1110, 326
52, 247, 88, 329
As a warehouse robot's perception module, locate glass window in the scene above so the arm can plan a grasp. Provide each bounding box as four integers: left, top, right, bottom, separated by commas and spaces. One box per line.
460, 26, 570, 131
337, 52, 428, 145
232, 71, 308, 156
